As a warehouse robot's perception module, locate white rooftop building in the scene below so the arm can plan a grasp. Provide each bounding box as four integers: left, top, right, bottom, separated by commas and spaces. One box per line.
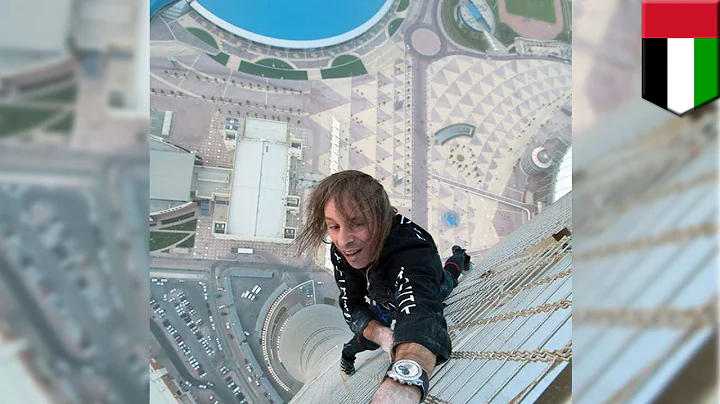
218, 118, 294, 243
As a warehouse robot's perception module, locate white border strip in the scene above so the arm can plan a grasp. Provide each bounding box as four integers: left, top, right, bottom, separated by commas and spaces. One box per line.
190, 0, 393, 49
667, 38, 695, 115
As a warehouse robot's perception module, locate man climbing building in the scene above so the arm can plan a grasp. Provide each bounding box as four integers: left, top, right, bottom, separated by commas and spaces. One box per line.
296, 170, 472, 404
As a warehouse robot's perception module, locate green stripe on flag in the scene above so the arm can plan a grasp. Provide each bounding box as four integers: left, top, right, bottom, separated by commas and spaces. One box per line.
694, 38, 718, 108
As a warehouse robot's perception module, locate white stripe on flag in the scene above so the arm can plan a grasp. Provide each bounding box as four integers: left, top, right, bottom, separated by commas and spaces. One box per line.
667, 38, 694, 114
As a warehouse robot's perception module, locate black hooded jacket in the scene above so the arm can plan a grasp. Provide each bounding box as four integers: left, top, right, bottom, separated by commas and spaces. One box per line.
331, 213, 452, 364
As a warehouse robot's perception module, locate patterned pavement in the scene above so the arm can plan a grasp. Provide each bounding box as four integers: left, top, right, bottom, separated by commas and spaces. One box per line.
425, 55, 571, 253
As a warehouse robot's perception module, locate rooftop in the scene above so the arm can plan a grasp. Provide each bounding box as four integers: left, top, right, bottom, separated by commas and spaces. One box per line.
149, 149, 195, 202
226, 139, 288, 239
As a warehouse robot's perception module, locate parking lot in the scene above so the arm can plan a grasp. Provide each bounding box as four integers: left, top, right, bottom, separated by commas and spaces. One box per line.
151, 278, 248, 403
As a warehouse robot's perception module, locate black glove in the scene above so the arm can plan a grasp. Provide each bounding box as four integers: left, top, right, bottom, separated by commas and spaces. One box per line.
451, 245, 472, 271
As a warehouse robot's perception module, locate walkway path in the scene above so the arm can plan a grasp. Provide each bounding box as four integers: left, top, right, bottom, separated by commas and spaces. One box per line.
431, 173, 534, 221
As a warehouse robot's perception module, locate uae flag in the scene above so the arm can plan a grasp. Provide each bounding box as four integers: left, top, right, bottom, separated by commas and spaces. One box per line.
642, 0, 719, 115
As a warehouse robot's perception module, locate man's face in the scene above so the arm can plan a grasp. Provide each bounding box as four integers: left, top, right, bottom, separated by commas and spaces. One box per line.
324, 198, 373, 269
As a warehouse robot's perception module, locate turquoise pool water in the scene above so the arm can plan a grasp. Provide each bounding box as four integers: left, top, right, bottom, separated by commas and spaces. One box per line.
195, 0, 388, 41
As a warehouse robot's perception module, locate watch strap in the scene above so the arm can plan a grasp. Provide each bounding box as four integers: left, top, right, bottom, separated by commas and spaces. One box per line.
385, 361, 429, 401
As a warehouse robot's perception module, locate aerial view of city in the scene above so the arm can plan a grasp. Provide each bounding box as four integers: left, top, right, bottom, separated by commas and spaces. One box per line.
148, 0, 571, 403
2, 0, 717, 403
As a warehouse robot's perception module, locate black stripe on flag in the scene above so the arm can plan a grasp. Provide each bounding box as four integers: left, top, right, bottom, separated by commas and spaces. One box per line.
642, 38, 668, 109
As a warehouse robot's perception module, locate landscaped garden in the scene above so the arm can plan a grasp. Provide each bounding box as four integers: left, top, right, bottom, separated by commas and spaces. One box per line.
0, 106, 60, 138
163, 219, 198, 231
322, 56, 368, 79
388, 18, 404, 37
150, 231, 190, 252
256, 58, 294, 69
187, 27, 218, 49
208, 52, 230, 66
238, 61, 308, 80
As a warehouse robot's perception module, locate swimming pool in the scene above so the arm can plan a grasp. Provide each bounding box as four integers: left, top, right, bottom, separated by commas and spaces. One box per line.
191, 0, 394, 48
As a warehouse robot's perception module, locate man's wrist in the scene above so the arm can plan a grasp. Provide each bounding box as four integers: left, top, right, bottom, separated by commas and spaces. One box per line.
363, 320, 391, 345
370, 378, 422, 404
392, 342, 436, 375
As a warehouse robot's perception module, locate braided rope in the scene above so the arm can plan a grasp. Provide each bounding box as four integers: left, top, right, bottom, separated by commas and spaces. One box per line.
449, 300, 572, 332
451, 342, 572, 363
575, 222, 716, 261
446, 269, 572, 316
618, 171, 717, 213
423, 394, 454, 404
573, 301, 717, 329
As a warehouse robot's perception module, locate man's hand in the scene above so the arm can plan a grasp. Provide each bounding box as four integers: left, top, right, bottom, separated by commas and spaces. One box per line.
363, 320, 394, 360
370, 378, 422, 404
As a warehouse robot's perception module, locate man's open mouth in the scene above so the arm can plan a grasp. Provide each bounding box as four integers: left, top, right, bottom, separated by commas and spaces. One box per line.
344, 249, 361, 257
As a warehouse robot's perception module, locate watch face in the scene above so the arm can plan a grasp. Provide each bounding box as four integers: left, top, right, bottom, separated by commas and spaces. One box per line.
393, 361, 421, 379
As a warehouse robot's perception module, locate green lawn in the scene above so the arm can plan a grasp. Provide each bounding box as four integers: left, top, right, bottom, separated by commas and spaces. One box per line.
256, 58, 294, 69
397, 0, 410, 12
321, 59, 368, 79
150, 231, 189, 252
440, 0, 489, 52
46, 113, 74, 133
332, 55, 360, 67
187, 27, 218, 49
208, 52, 230, 66
28, 86, 77, 103
238, 61, 308, 80
506, 0, 556, 23
177, 235, 195, 248
0, 106, 59, 138
388, 18, 404, 37
164, 219, 197, 231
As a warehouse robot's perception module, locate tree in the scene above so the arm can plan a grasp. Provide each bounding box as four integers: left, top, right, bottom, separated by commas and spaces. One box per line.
160, 89, 165, 94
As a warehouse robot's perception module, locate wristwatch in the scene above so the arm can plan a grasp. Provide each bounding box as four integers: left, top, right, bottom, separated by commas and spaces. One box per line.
385, 359, 429, 401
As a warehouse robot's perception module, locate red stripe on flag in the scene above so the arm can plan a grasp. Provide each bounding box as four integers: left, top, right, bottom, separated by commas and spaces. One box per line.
642, 0, 720, 38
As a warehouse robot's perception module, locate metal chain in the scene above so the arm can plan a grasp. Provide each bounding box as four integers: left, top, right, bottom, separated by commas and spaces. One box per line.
450, 342, 572, 363
575, 222, 717, 261
449, 300, 572, 332
446, 269, 572, 316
